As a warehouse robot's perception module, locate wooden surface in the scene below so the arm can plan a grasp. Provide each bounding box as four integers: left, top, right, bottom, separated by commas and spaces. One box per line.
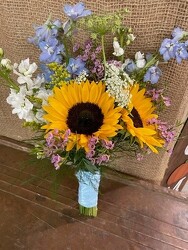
163, 119, 188, 188
0, 141, 188, 250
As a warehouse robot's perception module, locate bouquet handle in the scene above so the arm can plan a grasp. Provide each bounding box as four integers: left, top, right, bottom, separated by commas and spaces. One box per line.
76, 170, 101, 217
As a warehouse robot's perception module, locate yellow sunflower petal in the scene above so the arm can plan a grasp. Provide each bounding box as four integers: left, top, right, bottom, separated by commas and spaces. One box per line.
89, 81, 103, 103
81, 81, 90, 102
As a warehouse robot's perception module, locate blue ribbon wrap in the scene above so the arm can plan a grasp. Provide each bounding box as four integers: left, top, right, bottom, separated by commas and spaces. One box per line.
76, 170, 101, 208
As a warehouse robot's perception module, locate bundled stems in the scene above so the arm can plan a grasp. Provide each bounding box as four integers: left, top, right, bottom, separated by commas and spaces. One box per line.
79, 205, 98, 217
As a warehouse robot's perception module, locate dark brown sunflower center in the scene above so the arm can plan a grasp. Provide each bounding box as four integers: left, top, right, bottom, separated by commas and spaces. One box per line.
67, 102, 104, 135
129, 108, 143, 128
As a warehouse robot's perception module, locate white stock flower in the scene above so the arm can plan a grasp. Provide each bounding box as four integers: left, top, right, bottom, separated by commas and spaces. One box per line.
17, 75, 34, 85
24, 75, 45, 90
135, 51, 146, 68
35, 109, 46, 123
6, 87, 34, 122
17, 58, 37, 76
1, 58, 13, 70
36, 88, 52, 105
32, 75, 45, 89
13, 58, 38, 85
113, 37, 124, 57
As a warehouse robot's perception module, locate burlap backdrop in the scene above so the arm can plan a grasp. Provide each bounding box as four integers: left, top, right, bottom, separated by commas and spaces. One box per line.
0, 0, 188, 183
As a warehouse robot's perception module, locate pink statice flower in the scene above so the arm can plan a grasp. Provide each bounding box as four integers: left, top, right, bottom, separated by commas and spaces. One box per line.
166, 148, 173, 155
86, 136, 98, 161
44, 129, 71, 158
46, 131, 55, 147
146, 88, 171, 108
162, 96, 171, 107
148, 118, 175, 147
63, 129, 71, 143
102, 140, 114, 150
51, 154, 63, 170
136, 153, 144, 161
96, 154, 110, 165
86, 137, 112, 165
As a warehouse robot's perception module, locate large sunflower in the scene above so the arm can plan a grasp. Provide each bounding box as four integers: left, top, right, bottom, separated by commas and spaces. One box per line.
121, 84, 164, 153
42, 80, 122, 151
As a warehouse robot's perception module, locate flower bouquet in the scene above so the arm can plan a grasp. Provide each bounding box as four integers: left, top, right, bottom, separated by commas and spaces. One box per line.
0, 2, 188, 216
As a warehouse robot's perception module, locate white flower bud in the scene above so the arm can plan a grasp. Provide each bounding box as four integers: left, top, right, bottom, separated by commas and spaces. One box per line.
1, 58, 13, 70
0, 48, 4, 57
126, 40, 131, 45
127, 34, 136, 42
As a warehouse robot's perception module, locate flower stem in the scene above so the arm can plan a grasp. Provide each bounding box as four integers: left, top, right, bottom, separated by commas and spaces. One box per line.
120, 34, 124, 63
101, 35, 106, 66
0, 70, 19, 91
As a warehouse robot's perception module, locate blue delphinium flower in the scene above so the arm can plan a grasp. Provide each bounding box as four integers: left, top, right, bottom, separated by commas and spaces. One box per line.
159, 38, 177, 61
145, 53, 153, 61
144, 66, 162, 84
39, 38, 64, 63
123, 59, 137, 75
172, 27, 186, 41
40, 64, 54, 82
67, 58, 88, 76
174, 42, 188, 63
64, 2, 92, 21
28, 19, 62, 46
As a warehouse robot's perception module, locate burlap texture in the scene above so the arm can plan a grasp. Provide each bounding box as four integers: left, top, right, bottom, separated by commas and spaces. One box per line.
0, 0, 188, 183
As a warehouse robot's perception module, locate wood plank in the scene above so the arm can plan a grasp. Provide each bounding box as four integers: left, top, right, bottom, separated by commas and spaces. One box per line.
0, 142, 188, 249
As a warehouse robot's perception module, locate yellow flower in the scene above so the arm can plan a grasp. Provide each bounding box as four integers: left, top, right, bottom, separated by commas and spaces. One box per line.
42, 80, 122, 151
121, 84, 164, 153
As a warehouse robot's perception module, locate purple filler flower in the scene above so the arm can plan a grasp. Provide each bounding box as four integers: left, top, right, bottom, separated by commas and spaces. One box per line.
67, 58, 88, 75
64, 2, 92, 21
39, 38, 64, 63
144, 66, 162, 84
159, 38, 177, 61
